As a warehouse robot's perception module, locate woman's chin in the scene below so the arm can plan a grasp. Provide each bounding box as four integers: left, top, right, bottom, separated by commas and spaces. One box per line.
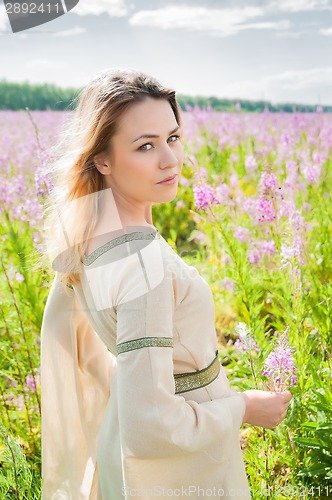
153, 187, 179, 204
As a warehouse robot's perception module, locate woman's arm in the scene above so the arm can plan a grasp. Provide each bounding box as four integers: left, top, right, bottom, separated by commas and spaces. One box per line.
115, 270, 245, 460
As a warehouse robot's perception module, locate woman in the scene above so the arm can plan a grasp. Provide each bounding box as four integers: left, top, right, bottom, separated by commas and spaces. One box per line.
40, 68, 292, 499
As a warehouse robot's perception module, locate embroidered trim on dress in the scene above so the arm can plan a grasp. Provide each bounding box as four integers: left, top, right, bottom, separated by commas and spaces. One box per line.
116, 336, 173, 355
174, 350, 220, 394
114, 342, 220, 394
82, 230, 160, 266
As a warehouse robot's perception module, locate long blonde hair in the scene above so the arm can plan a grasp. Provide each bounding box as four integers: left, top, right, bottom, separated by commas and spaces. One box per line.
42, 68, 182, 289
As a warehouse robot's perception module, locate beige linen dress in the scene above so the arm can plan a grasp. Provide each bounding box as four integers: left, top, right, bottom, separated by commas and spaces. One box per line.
40, 226, 251, 499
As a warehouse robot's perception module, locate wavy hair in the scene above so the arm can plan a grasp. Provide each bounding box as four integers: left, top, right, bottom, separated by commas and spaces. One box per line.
41, 68, 182, 289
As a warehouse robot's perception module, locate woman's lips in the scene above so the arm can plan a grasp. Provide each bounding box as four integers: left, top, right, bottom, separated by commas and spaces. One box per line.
157, 174, 178, 185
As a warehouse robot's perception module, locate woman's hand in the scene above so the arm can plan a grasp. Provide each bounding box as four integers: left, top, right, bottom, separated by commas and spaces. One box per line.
242, 389, 292, 429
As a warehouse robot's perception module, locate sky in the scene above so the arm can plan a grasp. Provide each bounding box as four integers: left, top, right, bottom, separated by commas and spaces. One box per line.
0, 0, 332, 105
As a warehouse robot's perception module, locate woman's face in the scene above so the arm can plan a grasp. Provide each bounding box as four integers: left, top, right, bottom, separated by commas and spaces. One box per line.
96, 97, 184, 211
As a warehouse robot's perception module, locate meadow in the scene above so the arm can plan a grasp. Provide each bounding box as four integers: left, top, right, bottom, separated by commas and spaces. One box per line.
0, 108, 331, 499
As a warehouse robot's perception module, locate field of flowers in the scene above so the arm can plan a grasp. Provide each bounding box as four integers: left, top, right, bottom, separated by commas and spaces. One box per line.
0, 108, 331, 499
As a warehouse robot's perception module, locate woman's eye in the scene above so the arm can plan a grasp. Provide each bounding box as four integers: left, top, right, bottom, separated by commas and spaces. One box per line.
138, 135, 180, 151
168, 134, 181, 143
138, 143, 153, 151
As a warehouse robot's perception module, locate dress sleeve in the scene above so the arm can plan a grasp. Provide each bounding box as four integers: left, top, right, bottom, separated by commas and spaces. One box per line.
115, 246, 246, 462
40, 274, 116, 499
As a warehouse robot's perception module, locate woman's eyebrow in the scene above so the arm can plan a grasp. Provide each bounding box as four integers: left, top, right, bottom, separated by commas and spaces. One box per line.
131, 125, 180, 143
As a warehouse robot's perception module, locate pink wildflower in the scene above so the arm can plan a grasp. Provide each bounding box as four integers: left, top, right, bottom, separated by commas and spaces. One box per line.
233, 226, 250, 243
280, 234, 304, 267
261, 172, 279, 192
262, 328, 297, 392
25, 374, 38, 392
215, 183, 235, 206
244, 155, 258, 174
193, 182, 220, 211
247, 247, 261, 265
221, 278, 235, 293
234, 322, 260, 354
179, 176, 190, 187
303, 163, 321, 186
257, 198, 277, 223
258, 240, 276, 255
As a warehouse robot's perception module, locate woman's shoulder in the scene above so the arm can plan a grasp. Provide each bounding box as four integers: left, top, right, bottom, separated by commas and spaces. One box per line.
80, 226, 173, 311
82, 225, 161, 267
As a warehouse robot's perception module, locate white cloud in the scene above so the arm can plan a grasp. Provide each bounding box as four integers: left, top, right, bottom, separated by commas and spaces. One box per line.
3, 25, 85, 37
0, 4, 10, 33
320, 26, 332, 35
53, 26, 86, 37
264, 67, 332, 90
220, 67, 332, 101
275, 30, 303, 38
72, 0, 128, 17
25, 59, 69, 70
244, 20, 291, 30
270, 0, 332, 11
129, 5, 282, 36
217, 80, 266, 101
211, 19, 291, 37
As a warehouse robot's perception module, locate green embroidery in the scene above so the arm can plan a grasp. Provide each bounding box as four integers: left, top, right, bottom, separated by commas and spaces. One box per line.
82, 230, 160, 266
116, 336, 173, 354
114, 342, 220, 394
174, 351, 220, 394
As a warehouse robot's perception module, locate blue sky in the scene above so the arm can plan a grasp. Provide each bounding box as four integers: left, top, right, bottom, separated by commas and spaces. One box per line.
0, 0, 332, 105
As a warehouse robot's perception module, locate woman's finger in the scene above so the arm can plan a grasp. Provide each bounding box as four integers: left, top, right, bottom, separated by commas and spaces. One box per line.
281, 390, 292, 403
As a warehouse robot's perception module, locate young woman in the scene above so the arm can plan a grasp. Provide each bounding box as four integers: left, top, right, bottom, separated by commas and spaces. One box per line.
40, 68, 292, 499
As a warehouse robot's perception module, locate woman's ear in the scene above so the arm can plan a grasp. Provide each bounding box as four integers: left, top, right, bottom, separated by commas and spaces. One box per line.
93, 154, 111, 176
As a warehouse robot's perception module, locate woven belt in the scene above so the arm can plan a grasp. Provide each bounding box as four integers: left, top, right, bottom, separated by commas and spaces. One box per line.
174, 350, 220, 394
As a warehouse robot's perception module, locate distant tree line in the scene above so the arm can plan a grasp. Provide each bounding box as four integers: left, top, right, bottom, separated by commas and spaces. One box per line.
176, 95, 332, 113
0, 79, 331, 113
0, 80, 79, 111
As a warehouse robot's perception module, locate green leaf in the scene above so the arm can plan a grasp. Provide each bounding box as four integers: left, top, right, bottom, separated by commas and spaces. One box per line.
292, 437, 321, 449
299, 464, 332, 477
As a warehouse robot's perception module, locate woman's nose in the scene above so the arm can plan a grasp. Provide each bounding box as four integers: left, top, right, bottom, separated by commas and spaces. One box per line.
159, 144, 181, 169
